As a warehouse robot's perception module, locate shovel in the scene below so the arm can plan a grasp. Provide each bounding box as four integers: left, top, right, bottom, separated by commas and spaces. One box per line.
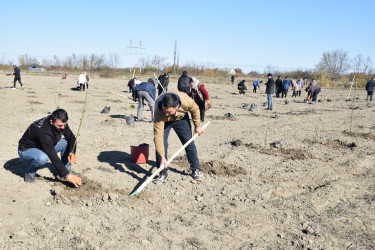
129, 121, 211, 197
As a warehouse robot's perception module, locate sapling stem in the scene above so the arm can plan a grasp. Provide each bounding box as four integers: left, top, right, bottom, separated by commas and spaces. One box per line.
264, 110, 271, 149
349, 79, 357, 133
314, 87, 326, 142
70, 90, 88, 172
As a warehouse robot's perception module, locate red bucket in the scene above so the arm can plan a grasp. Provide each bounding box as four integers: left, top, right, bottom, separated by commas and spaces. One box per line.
130, 144, 149, 163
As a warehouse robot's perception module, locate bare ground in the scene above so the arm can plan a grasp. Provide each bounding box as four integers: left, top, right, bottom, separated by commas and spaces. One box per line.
0, 73, 374, 249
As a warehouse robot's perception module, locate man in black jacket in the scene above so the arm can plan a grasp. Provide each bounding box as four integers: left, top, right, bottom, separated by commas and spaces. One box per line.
265, 73, 275, 110
157, 73, 170, 96
18, 109, 82, 187
275, 76, 282, 98
12, 65, 24, 90
177, 71, 191, 95
366, 76, 375, 102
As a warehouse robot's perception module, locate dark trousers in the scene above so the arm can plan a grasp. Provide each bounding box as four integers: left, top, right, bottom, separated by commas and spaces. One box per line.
253, 85, 259, 93
282, 89, 288, 98
157, 113, 200, 175
276, 88, 281, 98
297, 90, 301, 96
80, 83, 88, 91
157, 86, 167, 96
367, 91, 374, 102
14, 76, 23, 88
196, 101, 205, 122
292, 90, 297, 97
312, 89, 321, 102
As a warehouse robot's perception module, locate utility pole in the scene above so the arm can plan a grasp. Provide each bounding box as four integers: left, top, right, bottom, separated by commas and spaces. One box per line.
173, 39, 177, 73
139, 41, 143, 73
126, 39, 145, 73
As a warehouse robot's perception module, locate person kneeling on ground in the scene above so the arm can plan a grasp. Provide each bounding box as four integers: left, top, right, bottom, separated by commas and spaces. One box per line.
18, 109, 82, 187
238, 80, 247, 94
153, 92, 205, 184
190, 77, 210, 123
133, 78, 156, 122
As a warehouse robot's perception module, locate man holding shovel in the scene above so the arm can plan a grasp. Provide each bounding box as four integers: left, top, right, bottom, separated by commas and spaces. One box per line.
18, 109, 82, 187
153, 92, 204, 184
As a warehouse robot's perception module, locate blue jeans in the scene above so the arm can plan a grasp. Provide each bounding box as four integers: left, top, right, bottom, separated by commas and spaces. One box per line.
267, 93, 273, 110
18, 138, 71, 176
156, 113, 200, 174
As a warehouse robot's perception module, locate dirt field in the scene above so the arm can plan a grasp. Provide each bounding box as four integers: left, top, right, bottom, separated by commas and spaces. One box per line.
1, 73, 374, 249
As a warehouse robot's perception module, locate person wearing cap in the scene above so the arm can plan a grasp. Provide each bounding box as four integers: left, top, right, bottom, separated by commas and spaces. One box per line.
265, 73, 275, 110
157, 73, 170, 96
133, 78, 156, 122
11, 65, 24, 90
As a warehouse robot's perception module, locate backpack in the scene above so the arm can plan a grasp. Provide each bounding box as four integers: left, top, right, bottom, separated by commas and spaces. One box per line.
178, 75, 191, 95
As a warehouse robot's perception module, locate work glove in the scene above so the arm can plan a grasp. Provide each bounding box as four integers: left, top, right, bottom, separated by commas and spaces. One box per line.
68, 153, 77, 164
66, 174, 82, 187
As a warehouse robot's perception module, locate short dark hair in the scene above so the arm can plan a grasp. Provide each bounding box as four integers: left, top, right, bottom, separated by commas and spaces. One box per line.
285, 76, 288, 79
267, 73, 272, 77
162, 94, 179, 108
50, 109, 69, 123
182, 71, 188, 76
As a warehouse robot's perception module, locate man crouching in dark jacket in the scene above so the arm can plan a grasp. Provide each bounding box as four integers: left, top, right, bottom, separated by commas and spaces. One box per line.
18, 109, 82, 187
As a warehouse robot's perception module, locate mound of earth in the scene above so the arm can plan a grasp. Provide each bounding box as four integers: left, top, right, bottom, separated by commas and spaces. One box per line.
259, 148, 312, 160
200, 160, 246, 176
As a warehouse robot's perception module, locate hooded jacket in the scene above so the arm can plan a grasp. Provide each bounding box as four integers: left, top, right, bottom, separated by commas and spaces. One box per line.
134, 81, 156, 100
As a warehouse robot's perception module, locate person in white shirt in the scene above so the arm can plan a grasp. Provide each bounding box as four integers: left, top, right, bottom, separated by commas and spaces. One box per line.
77, 71, 87, 91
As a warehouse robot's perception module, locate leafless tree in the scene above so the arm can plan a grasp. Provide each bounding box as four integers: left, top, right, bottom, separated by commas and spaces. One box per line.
150, 55, 167, 70
265, 64, 273, 74
20, 54, 39, 66
108, 52, 122, 68
315, 49, 351, 79
352, 54, 373, 74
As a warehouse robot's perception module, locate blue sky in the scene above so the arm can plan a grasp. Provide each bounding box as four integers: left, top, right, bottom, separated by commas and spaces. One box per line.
1, 0, 374, 73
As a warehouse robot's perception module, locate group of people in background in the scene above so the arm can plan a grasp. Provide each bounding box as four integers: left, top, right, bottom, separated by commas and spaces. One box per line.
237, 75, 323, 102
130, 70, 210, 124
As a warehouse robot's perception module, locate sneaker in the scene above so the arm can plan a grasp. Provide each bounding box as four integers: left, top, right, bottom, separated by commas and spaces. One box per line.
11, 87, 16, 90
21, 86, 24, 90
24, 172, 35, 183
191, 170, 203, 181
152, 172, 168, 184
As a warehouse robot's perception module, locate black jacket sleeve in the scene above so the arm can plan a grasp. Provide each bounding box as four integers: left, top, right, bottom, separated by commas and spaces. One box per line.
39, 132, 70, 177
